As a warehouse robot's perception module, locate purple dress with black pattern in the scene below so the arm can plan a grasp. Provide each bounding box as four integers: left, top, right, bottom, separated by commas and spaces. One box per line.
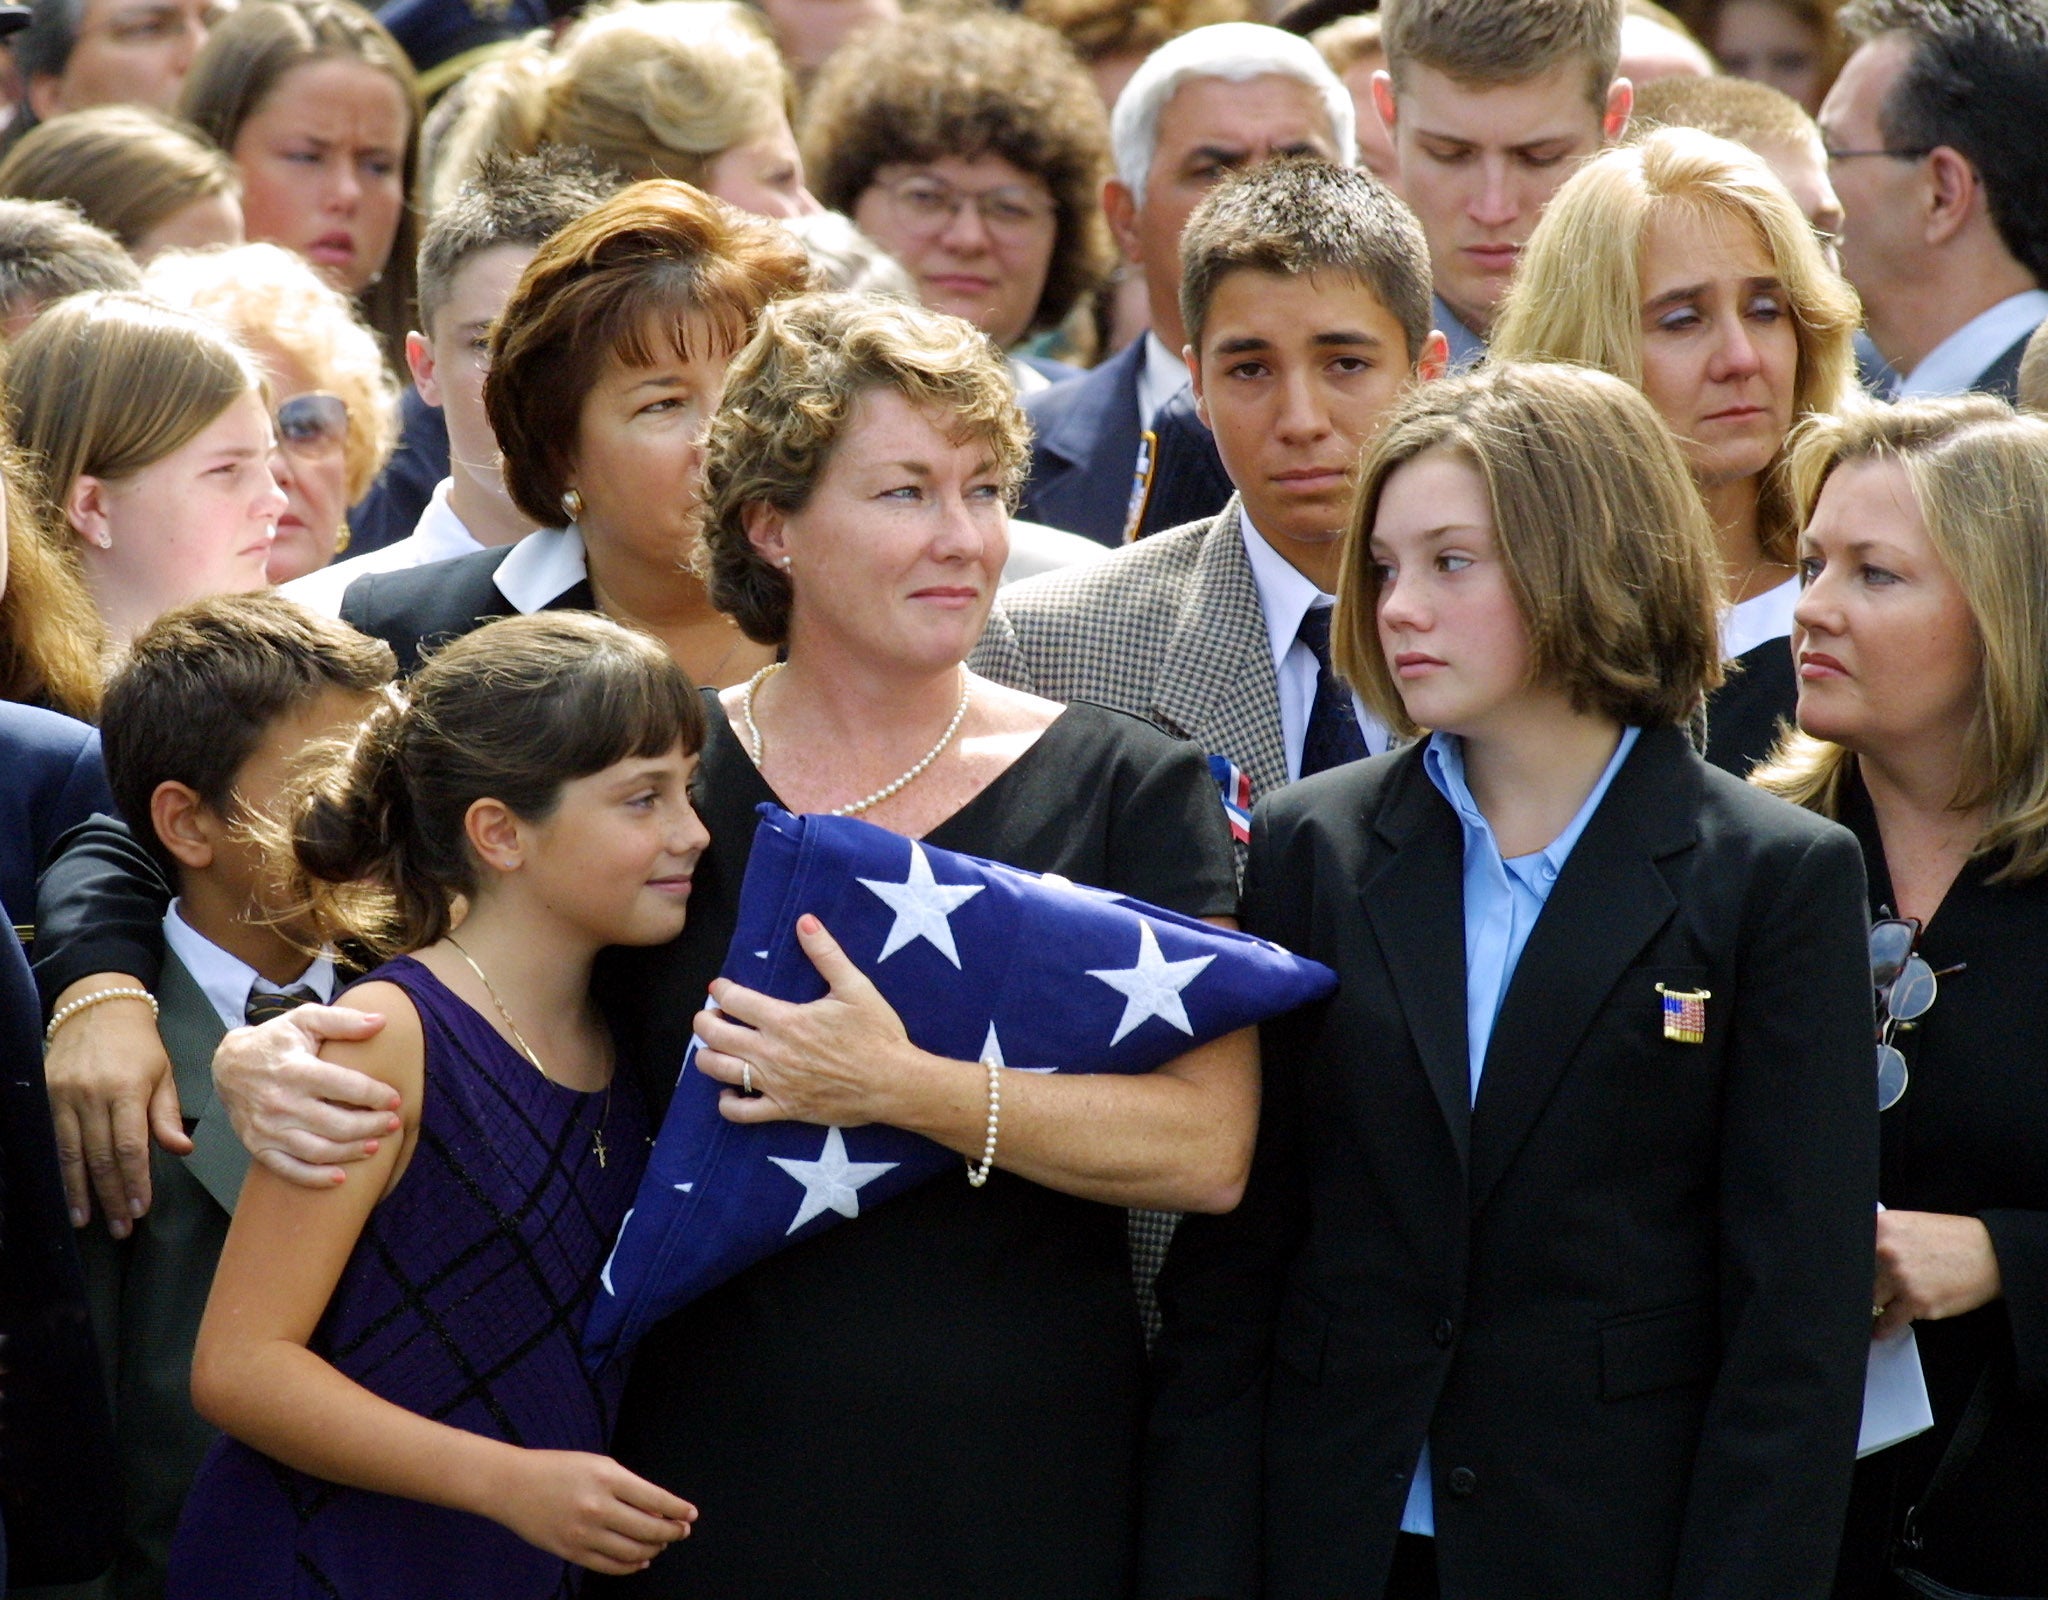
167, 956, 647, 1600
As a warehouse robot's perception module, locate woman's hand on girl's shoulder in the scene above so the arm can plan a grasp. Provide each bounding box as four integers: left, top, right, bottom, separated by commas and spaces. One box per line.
492, 1448, 696, 1576
213, 995, 403, 1188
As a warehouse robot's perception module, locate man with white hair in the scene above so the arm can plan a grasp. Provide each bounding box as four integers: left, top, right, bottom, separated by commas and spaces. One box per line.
1017, 21, 1355, 547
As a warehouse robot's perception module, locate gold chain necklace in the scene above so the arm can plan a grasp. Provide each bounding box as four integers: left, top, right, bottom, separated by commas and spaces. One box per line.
446, 935, 612, 1168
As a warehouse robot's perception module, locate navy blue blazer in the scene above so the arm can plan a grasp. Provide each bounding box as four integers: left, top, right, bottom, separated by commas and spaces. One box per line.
0, 913, 118, 1586
0, 703, 113, 943
1018, 337, 1148, 548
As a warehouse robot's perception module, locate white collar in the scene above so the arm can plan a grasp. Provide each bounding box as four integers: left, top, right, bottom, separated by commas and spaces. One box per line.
162, 901, 337, 1034
1896, 289, 2048, 398
279, 481, 487, 619
493, 523, 589, 614
1238, 505, 1330, 672
1137, 329, 1191, 427
1721, 574, 1801, 660
409, 478, 486, 561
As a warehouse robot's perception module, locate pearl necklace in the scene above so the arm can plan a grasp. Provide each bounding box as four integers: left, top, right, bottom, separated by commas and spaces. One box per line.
742, 662, 971, 817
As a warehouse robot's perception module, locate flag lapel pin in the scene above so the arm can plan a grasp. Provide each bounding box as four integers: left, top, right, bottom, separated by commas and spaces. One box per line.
1654, 983, 1710, 1044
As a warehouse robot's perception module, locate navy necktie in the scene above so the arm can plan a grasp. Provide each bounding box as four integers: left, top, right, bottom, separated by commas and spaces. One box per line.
245, 984, 321, 1025
1296, 604, 1368, 778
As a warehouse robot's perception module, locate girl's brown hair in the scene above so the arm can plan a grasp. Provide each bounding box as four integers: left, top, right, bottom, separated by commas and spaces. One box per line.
1334, 361, 1725, 735
0, 106, 240, 257
288, 612, 707, 956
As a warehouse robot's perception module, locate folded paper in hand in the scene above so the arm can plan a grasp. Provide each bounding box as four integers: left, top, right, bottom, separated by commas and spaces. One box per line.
583, 803, 1337, 1366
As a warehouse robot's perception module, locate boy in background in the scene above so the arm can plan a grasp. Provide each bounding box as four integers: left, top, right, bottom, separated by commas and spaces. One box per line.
77, 593, 392, 1598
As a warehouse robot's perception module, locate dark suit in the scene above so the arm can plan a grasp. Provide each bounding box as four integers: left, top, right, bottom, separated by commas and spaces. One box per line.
1143, 726, 1878, 1600
0, 917, 118, 1589
1974, 327, 2035, 404
338, 540, 593, 673
75, 952, 247, 1600
1832, 773, 2048, 1598
1019, 341, 1234, 548
0, 704, 114, 949
1138, 387, 1235, 541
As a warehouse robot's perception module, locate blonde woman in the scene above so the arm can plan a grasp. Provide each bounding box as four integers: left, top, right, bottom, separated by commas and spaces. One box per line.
1754, 398, 2048, 1599
425, 0, 818, 219
1492, 124, 1860, 773
146, 242, 399, 583
0, 106, 243, 263
4, 292, 284, 648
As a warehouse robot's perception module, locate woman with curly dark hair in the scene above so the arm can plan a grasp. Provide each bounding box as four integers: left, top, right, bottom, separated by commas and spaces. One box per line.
800, 7, 1113, 390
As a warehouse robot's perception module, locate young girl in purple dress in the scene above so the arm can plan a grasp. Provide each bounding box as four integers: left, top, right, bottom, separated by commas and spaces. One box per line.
168, 612, 708, 1598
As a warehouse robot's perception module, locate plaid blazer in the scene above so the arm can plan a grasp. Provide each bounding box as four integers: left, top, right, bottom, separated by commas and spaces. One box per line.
972, 496, 1288, 807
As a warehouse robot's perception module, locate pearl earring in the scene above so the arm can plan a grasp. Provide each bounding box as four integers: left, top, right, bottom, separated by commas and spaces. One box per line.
560, 488, 584, 521
779, 555, 792, 571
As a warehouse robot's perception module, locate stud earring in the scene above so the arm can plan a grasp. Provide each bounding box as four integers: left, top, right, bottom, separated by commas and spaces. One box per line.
779, 555, 792, 571
560, 487, 584, 521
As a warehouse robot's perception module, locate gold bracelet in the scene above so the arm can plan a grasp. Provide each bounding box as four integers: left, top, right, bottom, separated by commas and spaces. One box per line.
44, 985, 159, 1048
966, 1058, 1000, 1188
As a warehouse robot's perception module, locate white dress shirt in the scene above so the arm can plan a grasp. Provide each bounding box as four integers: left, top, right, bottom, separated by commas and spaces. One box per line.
1895, 289, 2048, 398
1135, 330, 1191, 431
1240, 509, 1391, 782
163, 901, 338, 1033
281, 480, 490, 618
1721, 575, 1800, 660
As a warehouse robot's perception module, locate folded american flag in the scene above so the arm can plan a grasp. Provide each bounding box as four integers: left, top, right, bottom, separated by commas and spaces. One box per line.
582, 803, 1336, 1366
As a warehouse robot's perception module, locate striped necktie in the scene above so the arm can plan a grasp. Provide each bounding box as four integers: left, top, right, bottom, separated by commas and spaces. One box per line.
244, 984, 321, 1025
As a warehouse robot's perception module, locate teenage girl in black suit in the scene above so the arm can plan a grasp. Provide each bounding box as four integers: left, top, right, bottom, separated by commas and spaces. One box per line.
1143, 362, 1878, 1600
1755, 397, 2048, 1600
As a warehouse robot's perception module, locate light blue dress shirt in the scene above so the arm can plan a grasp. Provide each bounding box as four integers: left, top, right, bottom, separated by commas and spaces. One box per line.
1398, 724, 1641, 1537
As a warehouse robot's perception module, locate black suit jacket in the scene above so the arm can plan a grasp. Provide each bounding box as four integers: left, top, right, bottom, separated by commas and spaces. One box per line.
1143, 726, 1878, 1600
337, 540, 594, 673
1974, 328, 2035, 404
1137, 386, 1235, 541
1018, 338, 1148, 547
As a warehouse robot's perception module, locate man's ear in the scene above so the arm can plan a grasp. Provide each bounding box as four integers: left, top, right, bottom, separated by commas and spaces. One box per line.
66, 475, 114, 551
151, 782, 217, 872
462, 796, 524, 874
1923, 146, 1979, 248
25, 73, 67, 125
1603, 77, 1634, 142
1371, 71, 1399, 139
1415, 330, 1450, 383
1103, 177, 1143, 265
406, 330, 441, 407
1184, 339, 1205, 423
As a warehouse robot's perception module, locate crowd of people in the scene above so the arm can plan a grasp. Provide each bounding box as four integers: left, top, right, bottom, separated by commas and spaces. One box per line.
0, 0, 2044, 1595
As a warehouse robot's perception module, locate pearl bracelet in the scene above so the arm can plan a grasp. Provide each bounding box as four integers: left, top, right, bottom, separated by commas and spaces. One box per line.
45, 984, 159, 1047
966, 1058, 1000, 1188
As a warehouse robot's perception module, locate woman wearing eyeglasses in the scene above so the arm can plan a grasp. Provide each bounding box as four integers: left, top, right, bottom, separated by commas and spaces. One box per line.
146, 241, 399, 584
2, 291, 285, 652
1753, 397, 2048, 1600
799, 7, 1112, 390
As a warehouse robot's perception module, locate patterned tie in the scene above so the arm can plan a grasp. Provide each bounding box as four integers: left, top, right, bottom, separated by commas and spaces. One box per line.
1296, 604, 1369, 778
244, 984, 322, 1025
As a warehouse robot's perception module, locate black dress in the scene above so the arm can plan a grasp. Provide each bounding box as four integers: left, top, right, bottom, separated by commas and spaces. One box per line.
1833, 771, 2048, 1598
592, 697, 1237, 1600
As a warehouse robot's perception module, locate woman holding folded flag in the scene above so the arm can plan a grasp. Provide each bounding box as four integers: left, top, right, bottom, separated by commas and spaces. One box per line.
204, 292, 1256, 1598
1751, 398, 2048, 1600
